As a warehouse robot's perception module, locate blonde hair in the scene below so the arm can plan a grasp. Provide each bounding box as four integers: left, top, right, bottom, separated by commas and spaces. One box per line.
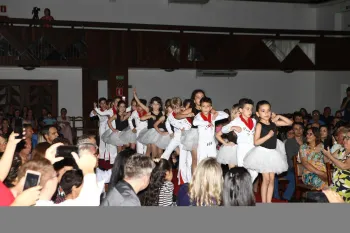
231, 104, 240, 121
170, 97, 182, 109
189, 158, 223, 206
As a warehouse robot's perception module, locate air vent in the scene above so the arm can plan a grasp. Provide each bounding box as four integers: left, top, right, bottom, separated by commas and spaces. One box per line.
169, 0, 210, 4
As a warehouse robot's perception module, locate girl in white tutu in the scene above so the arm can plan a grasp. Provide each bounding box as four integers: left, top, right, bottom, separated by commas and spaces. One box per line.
153, 99, 172, 152
243, 100, 292, 203
216, 104, 241, 169
106, 100, 131, 154
128, 94, 148, 154
125, 99, 138, 150
134, 91, 164, 158
175, 89, 206, 174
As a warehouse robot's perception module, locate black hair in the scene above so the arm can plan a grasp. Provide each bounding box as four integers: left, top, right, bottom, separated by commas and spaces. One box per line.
15, 140, 27, 153
183, 99, 195, 109
117, 100, 127, 108
1, 154, 22, 188
61, 108, 67, 113
312, 110, 320, 115
223, 167, 255, 206
324, 106, 331, 111
138, 99, 147, 107
292, 122, 304, 129
98, 97, 107, 103
293, 111, 303, 120
347, 87, 350, 92
141, 158, 172, 206
41, 125, 57, 136
149, 96, 163, 112
200, 97, 212, 105
52, 137, 71, 145
190, 89, 206, 101
238, 98, 254, 109
59, 169, 84, 196
109, 148, 136, 188
255, 100, 271, 112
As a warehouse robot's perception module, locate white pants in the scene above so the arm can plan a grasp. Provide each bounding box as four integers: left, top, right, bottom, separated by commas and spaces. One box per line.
178, 146, 192, 184
98, 124, 108, 160
197, 141, 217, 165
109, 145, 118, 164
237, 143, 258, 183
161, 132, 181, 160
136, 129, 147, 155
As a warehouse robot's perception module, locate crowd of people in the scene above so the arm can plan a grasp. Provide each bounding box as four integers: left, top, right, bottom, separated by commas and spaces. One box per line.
1, 87, 350, 206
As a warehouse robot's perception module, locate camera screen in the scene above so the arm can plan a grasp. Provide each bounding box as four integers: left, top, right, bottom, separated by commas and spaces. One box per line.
23, 173, 40, 191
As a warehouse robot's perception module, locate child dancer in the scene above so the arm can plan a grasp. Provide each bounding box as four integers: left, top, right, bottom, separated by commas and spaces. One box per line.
193, 97, 229, 164
176, 90, 205, 174
221, 98, 258, 183
95, 97, 120, 165
121, 99, 138, 149
243, 100, 292, 203
153, 99, 172, 153
160, 97, 192, 185
106, 101, 131, 156
90, 98, 109, 167
128, 94, 148, 154
216, 104, 241, 169
136, 93, 164, 157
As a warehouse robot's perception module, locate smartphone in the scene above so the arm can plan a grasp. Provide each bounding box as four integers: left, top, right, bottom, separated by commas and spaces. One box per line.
14, 119, 23, 139
56, 145, 78, 158
23, 170, 41, 191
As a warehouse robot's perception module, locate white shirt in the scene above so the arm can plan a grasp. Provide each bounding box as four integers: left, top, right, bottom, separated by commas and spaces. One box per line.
193, 111, 228, 143
90, 108, 109, 126
128, 110, 147, 130
222, 117, 256, 145
167, 112, 192, 135
35, 174, 105, 206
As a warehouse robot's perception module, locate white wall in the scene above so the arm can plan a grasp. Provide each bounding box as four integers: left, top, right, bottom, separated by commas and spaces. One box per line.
0, 67, 82, 117
5, 0, 316, 29
315, 0, 350, 30
98, 80, 108, 99
315, 71, 350, 112
128, 69, 315, 113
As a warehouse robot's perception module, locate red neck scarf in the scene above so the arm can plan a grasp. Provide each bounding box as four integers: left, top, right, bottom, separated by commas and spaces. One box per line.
201, 113, 212, 124
100, 108, 105, 112
240, 115, 253, 130
112, 107, 117, 115
172, 112, 176, 118
138, 110, 146, 118
186, 117, 193, 124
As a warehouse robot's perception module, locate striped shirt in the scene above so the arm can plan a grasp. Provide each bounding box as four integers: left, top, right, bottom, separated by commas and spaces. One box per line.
158, 181, 174, 206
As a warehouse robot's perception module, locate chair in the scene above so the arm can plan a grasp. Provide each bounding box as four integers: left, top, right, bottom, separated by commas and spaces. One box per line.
293, 155, 332, 200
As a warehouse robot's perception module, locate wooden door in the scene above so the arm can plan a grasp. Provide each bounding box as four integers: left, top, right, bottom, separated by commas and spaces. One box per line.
0, 80, 58, 117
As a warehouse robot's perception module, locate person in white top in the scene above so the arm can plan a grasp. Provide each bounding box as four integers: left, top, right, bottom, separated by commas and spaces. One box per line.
193, 97, 229, 164
221, 98, 258, 183
93, 97, 121, 165
128, 93, 148, 155
161, 97, 192, 184
89, 98, 109, 162
35, 143, 104, 206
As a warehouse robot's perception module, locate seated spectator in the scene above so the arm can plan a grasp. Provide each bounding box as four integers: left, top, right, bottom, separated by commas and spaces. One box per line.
0, 118, 12, 138
309, 110, 325, 126
320, 125, 333, 150
222, 167, 255, 206
32, 142, 51, 160
43, 112, 57, 126
320, 107, 334, 126
177, 158, 223, 206
300, 127, 328, 190
41, 125, 59, 144
101, 154, 155, 206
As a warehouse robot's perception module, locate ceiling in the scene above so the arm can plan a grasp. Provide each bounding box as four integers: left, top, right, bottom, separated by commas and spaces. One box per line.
225, 0, 336, 4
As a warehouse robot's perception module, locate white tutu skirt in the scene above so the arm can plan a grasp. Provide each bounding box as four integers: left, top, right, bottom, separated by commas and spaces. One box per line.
119, 127, 137, 144
217, 145, 238, 165
101, 129, 113, 143
243, 146, 288, 174
276, 139, 286, 156
180, 128, 199, 151
155, 129, 171, 149
105, 130, 127, 146
137, 128, 159, 145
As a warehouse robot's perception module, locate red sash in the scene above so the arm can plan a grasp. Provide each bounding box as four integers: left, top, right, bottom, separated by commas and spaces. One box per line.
201, 113, 212, 127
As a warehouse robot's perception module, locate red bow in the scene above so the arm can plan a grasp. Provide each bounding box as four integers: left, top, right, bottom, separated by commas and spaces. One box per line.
240, 115, 253, 130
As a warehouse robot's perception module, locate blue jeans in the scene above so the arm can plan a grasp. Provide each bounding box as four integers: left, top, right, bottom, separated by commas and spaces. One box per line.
273, 169, 295, 200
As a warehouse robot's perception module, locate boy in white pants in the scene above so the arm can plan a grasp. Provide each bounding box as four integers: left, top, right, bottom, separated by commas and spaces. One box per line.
128, 99, 148, 155
221, 98, 258, 183
193, 97, 229, 164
